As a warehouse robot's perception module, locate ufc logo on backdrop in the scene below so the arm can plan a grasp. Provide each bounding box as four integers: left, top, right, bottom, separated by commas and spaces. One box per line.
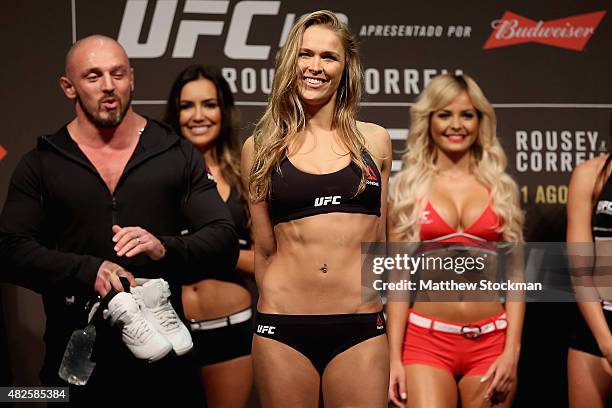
256, 325, 276, 334
118, 0, 347, 60
314, 196, 341, 207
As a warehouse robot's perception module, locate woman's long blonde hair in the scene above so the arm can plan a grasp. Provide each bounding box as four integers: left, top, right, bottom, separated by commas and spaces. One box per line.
389, 74, 524, 242
249, 10, 368, 202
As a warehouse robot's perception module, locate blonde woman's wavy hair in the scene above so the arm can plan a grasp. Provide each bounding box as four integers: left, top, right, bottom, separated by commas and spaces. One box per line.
249, 10, 368, 202
389, 74, 524, 242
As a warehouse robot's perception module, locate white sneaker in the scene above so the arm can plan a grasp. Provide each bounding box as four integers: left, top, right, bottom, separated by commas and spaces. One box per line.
103, 292, 172, 362
131, 279, 193, 356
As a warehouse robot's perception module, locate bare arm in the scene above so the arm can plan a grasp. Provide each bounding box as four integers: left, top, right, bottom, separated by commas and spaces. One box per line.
379, 132, 393, 243
384, 208, 411, 362
386, 203, 411, 407
567, 158, 612, 361
501, 298, 524, 360
241, 137, 277, 282
501, 246, 525, 358
482, 188, 526, 402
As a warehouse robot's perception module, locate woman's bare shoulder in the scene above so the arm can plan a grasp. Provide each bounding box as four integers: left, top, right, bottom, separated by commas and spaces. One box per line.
357, 121, 391, 156
572, 154, 609, 182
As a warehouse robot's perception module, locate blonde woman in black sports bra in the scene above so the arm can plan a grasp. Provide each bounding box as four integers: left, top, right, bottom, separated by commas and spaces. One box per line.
241, 10, 392, 408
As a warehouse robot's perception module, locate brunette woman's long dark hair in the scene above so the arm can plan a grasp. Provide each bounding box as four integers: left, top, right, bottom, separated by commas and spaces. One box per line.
164, 65, 243, 198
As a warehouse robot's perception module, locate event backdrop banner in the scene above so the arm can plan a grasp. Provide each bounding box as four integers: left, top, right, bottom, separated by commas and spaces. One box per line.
1, 0, 610, 241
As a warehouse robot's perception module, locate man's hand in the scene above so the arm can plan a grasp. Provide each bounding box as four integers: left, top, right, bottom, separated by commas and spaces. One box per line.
112, 225, 166, 260
94, 260, 136, 297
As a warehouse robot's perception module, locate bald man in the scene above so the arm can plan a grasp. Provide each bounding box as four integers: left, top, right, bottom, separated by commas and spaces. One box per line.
0, 35, 237, 403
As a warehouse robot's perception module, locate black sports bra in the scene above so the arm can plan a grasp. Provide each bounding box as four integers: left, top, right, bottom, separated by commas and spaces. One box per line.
269, 151, 381, 225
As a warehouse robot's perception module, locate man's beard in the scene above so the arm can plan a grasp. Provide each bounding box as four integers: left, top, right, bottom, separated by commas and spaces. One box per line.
77, 91, 132, 128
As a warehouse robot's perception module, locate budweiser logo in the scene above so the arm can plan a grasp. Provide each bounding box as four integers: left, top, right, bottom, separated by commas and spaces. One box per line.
484, 10, 606, 51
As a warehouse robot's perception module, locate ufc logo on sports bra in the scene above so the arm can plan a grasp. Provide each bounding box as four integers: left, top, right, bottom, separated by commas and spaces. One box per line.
256, 325, 276, 334
597, 201, 612, 216
314, 196, 341, 207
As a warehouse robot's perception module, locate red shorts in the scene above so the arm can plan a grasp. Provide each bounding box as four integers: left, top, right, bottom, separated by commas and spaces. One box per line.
402, 310, 506, 377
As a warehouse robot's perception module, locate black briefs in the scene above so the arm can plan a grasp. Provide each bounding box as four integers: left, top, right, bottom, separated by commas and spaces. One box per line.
190, 308, 253, 366
569, 304, 612, 357
254, 311, 386, 375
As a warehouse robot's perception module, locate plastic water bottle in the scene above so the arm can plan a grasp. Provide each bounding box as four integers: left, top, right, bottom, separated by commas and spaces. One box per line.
59, 282, 128, 385
58, 324, 97, 385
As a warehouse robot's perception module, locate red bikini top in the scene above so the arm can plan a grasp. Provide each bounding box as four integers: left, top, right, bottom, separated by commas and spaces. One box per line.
419, 201, 502, 243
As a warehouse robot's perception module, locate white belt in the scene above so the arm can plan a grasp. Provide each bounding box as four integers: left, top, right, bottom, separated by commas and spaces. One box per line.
409, 312, 507, 339
603, 301, 612, 312
190, 308, 253, 331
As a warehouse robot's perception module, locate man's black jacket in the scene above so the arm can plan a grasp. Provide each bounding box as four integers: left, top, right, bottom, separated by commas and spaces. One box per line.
0, 120, 238, 383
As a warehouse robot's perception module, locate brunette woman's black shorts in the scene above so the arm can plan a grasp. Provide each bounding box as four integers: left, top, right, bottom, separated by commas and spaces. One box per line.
569, 305, 612, 357
190, 308, 253, 366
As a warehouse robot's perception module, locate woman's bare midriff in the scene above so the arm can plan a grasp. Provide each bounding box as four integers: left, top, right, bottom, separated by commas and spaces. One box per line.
412, 301, 504, 323
408, 253, 505, 321
258, 212, 382, 314
182, 279, 252, 320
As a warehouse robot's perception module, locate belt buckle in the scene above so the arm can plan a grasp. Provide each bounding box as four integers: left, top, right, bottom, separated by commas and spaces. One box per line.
461, 324, 481, 339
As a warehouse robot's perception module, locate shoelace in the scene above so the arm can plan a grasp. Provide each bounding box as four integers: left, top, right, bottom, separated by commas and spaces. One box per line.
150, 304, 180, 331
109, 307, 154, 344
123, 315, 154, 344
